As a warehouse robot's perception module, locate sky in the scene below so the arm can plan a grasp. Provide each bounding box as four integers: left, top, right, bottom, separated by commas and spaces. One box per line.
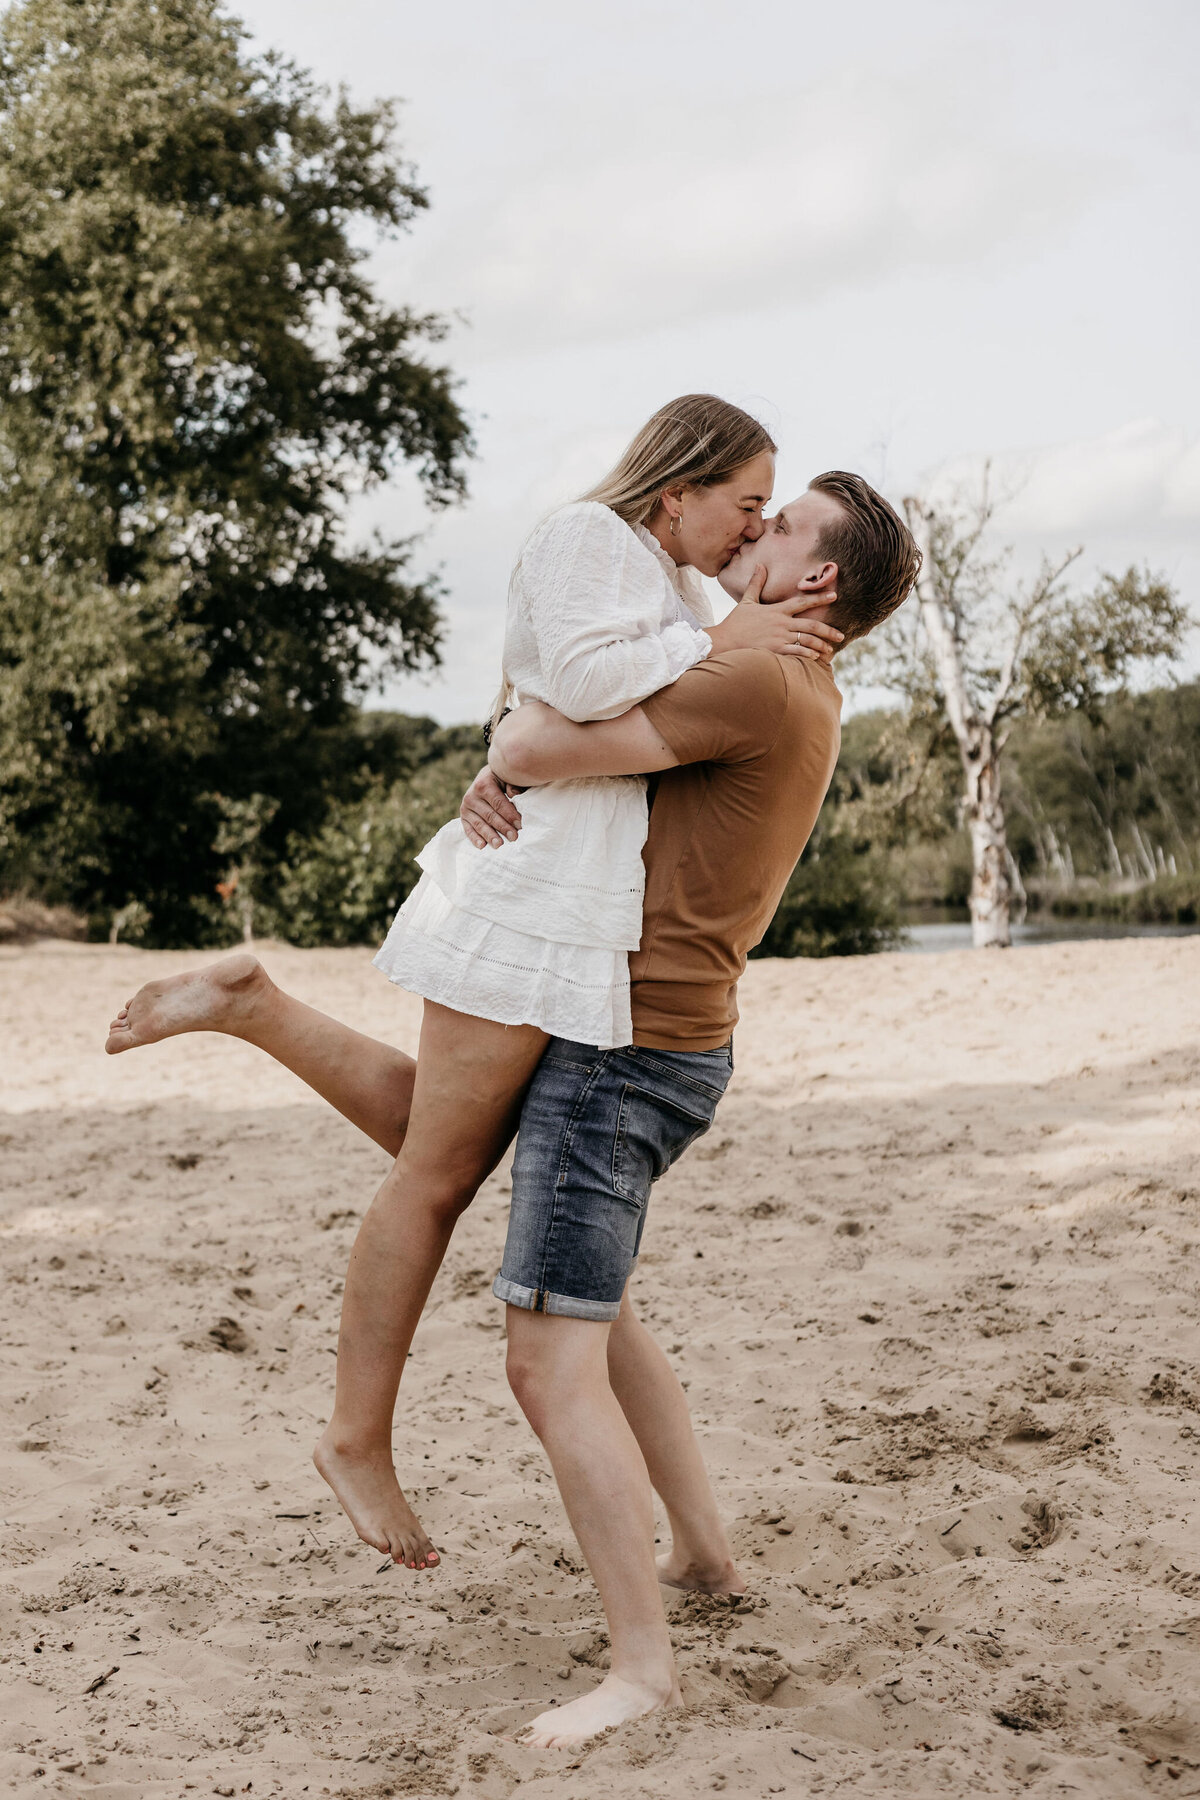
236, 0, 1200, 724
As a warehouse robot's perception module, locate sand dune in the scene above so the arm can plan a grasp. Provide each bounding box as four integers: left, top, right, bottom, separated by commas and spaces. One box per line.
2, 936, 1199, 1798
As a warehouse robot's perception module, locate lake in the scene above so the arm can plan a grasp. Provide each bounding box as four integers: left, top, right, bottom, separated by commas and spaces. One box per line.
900, 917, 1200, 954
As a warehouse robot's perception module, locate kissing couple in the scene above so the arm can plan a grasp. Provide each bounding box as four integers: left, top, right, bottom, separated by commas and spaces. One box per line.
107, 393, 919, 1748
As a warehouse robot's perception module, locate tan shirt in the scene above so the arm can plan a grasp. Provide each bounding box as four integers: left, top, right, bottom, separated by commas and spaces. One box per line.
631, 650, 843, 1051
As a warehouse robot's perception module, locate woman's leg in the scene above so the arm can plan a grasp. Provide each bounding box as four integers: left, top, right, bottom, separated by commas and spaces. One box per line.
106, 952, 417, 1155
606, 1293, 743, 1593
505, 1309, 680, 1748
315, 1002, 548, 1568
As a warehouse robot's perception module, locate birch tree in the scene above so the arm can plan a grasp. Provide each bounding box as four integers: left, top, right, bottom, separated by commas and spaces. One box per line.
854, 470, 1186, 947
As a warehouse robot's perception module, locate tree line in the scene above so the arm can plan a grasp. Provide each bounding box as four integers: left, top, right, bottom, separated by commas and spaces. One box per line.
0, 0, 469, 943
757, 679, 1200, 959
1, 0, 1193, 954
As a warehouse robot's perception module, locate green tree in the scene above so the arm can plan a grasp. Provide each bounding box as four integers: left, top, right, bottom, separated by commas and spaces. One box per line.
0, 0, 471, 941
852, 470, 1186, 946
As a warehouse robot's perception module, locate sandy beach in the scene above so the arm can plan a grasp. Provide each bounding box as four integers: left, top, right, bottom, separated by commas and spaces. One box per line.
2, 935, 1199, 1798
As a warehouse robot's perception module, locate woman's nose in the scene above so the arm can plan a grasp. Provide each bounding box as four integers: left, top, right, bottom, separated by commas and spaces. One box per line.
743, 515, 766, 540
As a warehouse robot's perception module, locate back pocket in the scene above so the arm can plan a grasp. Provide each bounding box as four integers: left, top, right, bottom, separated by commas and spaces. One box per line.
611, 1083, 718, 1207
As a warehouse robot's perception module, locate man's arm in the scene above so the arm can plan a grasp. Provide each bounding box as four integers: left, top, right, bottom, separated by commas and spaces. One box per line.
489, 700, 680, 787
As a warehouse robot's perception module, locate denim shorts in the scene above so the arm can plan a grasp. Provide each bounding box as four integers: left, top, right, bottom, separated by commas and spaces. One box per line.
492, 1036, 734, 1323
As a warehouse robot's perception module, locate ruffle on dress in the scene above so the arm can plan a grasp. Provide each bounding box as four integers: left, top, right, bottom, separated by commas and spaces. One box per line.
374, 870, 633, 1048
415, 777, 648, 952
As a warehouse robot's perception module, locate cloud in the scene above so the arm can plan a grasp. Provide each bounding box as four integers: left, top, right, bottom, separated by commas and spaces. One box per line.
400, 67, 1105, 354
921, 420, 1200, 538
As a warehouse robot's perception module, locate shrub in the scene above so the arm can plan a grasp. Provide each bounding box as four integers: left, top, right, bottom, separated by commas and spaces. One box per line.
752, 834, 902, 959
271, 750, 479, 947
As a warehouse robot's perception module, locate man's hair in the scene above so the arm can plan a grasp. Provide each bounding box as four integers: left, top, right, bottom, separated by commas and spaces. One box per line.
807, 471, 921, 645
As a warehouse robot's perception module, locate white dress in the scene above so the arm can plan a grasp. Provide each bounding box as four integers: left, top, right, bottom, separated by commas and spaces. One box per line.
373, 502, 713, 1046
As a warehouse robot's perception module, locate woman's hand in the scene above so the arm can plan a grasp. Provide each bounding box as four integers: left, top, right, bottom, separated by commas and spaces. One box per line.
461, 766, 523, 849
707, 565, 843, 662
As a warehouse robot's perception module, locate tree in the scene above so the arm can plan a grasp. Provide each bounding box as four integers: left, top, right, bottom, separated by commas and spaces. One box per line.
853, 469, 1187, 945
0, 0, 471, 941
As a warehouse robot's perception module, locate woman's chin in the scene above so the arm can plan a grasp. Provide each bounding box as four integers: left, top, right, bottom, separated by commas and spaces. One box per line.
694, 555, 728, 580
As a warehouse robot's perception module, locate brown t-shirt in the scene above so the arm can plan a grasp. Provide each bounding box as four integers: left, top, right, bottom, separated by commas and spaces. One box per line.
631, 649, 842, 1051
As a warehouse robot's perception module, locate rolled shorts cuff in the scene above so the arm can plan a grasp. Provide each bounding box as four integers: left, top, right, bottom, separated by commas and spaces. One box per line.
491, 1272, 628, 1323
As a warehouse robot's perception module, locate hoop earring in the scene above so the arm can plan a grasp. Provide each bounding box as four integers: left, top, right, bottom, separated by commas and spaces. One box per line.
668, 512, 682, 538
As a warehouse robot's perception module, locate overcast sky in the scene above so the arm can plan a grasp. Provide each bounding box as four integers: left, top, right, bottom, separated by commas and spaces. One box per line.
238, 0, 1200, 724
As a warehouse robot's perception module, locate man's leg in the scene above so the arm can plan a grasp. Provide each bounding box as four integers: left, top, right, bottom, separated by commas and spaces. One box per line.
505, 1309, 680, 1749
314, 1003, 548, 1568
106, 952, 416, 1155
606, 1293, 743, 1594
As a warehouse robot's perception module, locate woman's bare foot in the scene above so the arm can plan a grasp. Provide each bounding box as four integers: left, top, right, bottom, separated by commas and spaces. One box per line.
656, 1548, 745, 1595
313, 1429, 439, 1570
515, 1672, 680, 1750
105, 952, 270, 1054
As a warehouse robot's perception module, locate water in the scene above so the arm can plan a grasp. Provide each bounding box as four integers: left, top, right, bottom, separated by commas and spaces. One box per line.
900, 917, 1200, 955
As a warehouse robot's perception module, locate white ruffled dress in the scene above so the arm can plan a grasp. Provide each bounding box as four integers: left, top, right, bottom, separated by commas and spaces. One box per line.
373, 502, 713, 1047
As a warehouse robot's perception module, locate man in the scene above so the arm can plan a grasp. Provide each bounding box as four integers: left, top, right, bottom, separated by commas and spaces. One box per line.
106, 471, 918, 1750
465, 471, 918, 1746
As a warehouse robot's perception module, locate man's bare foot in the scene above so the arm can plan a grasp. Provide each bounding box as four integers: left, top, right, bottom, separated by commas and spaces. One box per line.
313, 1429, 439, 1570
515, 1672, 680, 1750
656, 1549, 745, 1595
105, 952, 270, 1055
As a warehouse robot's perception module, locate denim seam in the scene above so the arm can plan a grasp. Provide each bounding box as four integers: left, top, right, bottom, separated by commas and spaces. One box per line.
611, 1084, 645, 1208
493, 1273, 620, 1323
626, 1050, 732, 1101
534, 1050, 611, 1305
612, 1081, 714, 1203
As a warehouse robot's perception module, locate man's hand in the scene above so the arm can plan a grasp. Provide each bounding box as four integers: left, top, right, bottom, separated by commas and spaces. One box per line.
461, 766, 523, 849
708, 565, 843, 661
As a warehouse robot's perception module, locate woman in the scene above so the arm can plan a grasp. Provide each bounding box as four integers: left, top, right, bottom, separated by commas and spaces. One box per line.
108, 395, 839, 1572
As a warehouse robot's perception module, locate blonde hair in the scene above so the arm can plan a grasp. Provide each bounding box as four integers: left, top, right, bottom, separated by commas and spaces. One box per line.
580, 392, 776, 525
488, 394, 776, 730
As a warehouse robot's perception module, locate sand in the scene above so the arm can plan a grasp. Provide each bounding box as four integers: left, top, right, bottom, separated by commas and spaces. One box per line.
2, 935, 1199, 1799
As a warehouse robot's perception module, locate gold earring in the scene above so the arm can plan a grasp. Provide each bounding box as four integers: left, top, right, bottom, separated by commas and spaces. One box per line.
669, 512, 682, 537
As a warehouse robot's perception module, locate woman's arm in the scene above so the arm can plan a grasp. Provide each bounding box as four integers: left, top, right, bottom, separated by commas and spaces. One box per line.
522, 506, 710, 722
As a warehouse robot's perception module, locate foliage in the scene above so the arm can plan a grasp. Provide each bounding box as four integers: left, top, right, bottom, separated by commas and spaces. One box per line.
752, 826, 902, 960
830, 682, 1200, 923
1048, 874, 1200, 925
270, 745, 479, 947
853, 474, 1187, 738
844, 468, 1187, 944
0, 0, 471, 942
1005, 683, 1200, 887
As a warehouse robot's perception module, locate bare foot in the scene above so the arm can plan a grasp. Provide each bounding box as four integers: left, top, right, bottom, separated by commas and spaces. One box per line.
105, 952, 270, 1055
313, 1429, 439, 1570
656, 1549, 745, 1595
515, 1672, 680, 1750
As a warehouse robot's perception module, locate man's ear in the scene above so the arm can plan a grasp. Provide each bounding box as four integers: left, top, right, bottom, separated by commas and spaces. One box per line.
797, 559, 838, 595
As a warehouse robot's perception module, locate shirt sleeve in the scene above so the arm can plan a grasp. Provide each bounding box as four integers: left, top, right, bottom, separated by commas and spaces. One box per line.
639, 650, 790, 765
519, 504, 711, 722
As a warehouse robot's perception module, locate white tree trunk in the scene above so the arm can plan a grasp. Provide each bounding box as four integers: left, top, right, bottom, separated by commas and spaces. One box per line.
916, 583, 1013, 948
963, 737, 1012, 947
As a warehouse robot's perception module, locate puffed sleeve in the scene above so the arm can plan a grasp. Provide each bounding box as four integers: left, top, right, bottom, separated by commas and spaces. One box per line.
518, 503, 710, 722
